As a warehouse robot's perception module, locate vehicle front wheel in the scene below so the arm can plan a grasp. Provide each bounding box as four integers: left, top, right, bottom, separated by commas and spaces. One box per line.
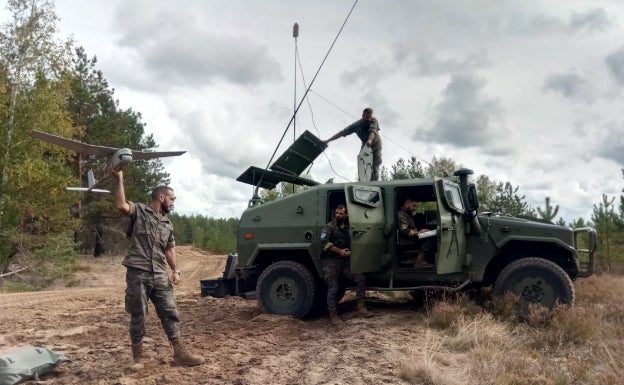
494, 257, 574, 316
256, 261, 317, 318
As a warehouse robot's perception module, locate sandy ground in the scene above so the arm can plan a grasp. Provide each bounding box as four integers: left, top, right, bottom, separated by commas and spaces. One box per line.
0, 246, 440, 385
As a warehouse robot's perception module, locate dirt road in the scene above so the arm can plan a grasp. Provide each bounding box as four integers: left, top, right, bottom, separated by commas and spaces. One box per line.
0, 247, 446, 385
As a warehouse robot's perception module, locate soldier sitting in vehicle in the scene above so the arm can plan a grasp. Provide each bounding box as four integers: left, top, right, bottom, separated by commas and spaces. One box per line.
397, 198, 435, 269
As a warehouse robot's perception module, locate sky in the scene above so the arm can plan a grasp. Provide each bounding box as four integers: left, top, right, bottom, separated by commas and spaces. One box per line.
5, 0, 624, 222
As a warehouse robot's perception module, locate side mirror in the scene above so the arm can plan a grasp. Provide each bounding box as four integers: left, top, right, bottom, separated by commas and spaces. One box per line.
467, 184, 480, 212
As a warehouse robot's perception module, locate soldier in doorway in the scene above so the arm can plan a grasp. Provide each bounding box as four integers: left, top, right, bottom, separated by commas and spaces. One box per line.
320, 205, 372, 325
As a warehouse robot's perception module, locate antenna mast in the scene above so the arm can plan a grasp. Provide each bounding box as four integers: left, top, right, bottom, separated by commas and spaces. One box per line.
293, 22, 299, 143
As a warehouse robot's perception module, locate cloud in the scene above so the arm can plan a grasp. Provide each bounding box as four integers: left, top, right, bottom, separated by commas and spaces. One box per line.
525, 8, 611, 37
605, 47, 624, 86
110, 2, 282, 91
393, 44, 490, 77
418, 73, 509, 151
597, 121, 624, 164
542, 71, 595, 103
568, 8, 612, 35
143, 35, 282, 88
339, 64, 398, 126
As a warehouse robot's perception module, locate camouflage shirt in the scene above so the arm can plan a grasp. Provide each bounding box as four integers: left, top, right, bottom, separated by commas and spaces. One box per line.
341, 117, 382, 151
122, 201, 175, 273
397, 209, 416, 239
320, 219, 350, 258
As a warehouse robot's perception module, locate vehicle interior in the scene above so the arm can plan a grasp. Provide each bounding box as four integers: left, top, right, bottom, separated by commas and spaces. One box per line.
395, 186, 438, 267
326, 190, 347, 222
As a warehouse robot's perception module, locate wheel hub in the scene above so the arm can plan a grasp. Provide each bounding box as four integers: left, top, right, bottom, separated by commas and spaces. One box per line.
270, 278, 299, 306
516, 276, 554, 305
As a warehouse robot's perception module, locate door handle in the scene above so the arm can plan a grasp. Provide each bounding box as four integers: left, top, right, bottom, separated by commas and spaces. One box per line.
353, 230, 367, 235
442, 226, 454, 231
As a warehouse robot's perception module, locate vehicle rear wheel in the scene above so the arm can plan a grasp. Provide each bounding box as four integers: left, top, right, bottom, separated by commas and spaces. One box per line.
256, 261, 317, 318
494, 257, 574, 316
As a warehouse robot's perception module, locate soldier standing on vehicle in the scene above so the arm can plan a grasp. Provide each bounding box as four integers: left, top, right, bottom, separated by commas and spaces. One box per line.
397, 198, 435, 269
320, 205, 372, 325
108, 166, 204, 370
323, 107, 382, 181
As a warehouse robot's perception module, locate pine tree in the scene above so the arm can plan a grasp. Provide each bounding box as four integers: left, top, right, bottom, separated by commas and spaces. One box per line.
489, 181, 532, 217
591, 194, 618, 272
386, 156, 424, 180
536, 197, 559, 222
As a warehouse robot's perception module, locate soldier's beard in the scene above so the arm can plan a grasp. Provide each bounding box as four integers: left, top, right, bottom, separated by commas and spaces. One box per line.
336, 218, 344, 225
162, 202, 172, 214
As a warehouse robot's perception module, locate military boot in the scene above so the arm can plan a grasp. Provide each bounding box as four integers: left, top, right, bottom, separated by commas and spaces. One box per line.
414, 252, 434, 269
129, 342, 144, 371
171, 337, 205, 366
356, 299, 372, 318
328, 308, 344, 326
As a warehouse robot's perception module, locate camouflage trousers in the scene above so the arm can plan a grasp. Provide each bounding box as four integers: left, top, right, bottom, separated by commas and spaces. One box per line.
322, 258, 366, 310
371, 146, 382, 181
125, 267, 180, 343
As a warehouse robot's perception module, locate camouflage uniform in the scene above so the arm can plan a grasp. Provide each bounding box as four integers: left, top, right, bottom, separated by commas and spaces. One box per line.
341, 117, 382, 181
123, 201, 180, 343
397, 209, 434, 256
320, 219, 366, 309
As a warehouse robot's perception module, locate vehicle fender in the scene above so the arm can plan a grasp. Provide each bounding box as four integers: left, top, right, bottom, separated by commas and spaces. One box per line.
248, 243, 323, 275
494, 236, 576, 254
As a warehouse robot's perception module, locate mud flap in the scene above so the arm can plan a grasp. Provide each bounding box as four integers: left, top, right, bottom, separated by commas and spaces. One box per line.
199, 253, 238, 298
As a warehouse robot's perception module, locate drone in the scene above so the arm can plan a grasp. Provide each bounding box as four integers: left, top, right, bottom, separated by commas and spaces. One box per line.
31, 130, 186, 193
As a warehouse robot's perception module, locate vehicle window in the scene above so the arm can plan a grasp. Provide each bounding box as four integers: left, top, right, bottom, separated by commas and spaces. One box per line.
351, 186, 381, 208
444, 183, 464, 213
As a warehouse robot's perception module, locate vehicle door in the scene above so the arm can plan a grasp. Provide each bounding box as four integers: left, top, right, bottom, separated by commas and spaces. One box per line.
435, 179, 467, 274
344, 184, 386, 273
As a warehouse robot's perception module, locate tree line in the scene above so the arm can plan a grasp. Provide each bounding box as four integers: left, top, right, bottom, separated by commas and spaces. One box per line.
0, 0, 174, 281
0, 1, 240, 286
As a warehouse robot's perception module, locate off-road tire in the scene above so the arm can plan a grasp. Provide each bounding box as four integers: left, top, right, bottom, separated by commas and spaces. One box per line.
494, 257, 574, 316
256, 261, 317, 318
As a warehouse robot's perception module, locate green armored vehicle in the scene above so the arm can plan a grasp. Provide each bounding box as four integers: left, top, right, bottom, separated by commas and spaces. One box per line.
202, 131, 596, 317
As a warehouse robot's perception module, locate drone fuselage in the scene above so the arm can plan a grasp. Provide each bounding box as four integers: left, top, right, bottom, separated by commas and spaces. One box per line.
112, 148, 133, 171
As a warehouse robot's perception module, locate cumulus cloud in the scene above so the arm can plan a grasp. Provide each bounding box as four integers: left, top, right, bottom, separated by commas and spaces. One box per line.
543, 71, 595, 103
525, 8, 611, 37
605, 47, 624, 86
339, 64, 399, 126
418, 73, 508, 150
597, 121, 624, 164
110, 2, 282, 90
568, 8, 611, 35
392, 43, 490, 77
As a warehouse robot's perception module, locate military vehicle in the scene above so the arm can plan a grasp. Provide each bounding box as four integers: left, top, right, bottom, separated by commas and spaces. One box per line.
202, 130, 596, 317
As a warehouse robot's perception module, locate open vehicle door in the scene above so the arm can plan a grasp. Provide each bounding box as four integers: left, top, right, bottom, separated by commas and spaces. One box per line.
435, 179, 467, 274
344, 184, 386, 273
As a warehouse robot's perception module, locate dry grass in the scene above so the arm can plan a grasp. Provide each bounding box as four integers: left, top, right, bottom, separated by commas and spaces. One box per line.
397, 274, 624, 385
397, 333, 463, 385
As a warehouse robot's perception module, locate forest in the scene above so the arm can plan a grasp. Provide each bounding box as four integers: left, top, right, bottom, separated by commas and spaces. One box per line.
0, 0, 623, 290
